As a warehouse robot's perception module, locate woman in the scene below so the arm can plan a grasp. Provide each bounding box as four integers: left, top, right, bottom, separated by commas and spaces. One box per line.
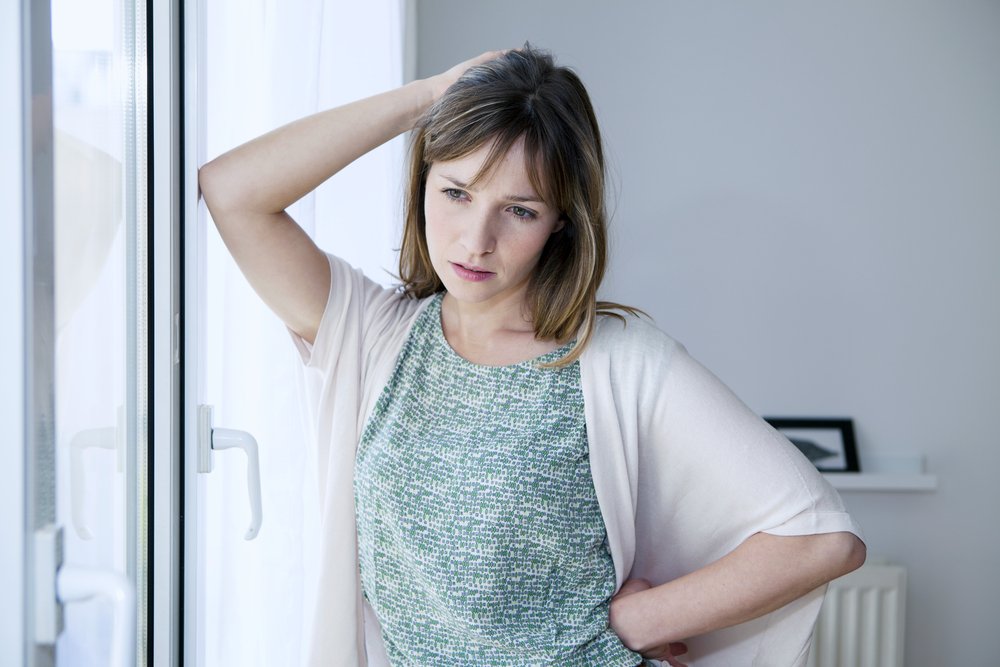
199, 47, 865, 667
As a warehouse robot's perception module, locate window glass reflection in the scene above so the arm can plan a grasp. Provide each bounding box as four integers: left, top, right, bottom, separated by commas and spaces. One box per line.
52, 0, 145, 663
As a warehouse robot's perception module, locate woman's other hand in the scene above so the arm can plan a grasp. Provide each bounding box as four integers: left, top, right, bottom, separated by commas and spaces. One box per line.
425, 50, 507, 102
612, 579, 690, 667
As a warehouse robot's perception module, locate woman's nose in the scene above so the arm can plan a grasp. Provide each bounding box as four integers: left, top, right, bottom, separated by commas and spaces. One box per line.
460, 208, 496, 255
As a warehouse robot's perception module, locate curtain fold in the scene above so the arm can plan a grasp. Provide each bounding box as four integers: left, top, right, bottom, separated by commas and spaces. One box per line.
203, 2, 405, 664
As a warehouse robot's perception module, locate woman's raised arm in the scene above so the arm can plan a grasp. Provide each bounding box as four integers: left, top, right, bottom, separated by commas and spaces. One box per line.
197, 51, 502, 343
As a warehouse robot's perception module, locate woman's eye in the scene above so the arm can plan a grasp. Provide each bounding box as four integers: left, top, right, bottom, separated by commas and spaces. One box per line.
509, 206, 536, 220
443, 188, 467, 201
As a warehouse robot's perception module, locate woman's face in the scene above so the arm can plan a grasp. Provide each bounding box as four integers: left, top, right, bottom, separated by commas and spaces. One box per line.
424, 138, 563, 312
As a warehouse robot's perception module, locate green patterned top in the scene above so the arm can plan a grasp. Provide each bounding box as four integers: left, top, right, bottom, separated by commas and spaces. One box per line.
354, 294, 647, 666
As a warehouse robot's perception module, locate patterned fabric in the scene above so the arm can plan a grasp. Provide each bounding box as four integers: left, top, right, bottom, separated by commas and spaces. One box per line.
354, 294, 646, 666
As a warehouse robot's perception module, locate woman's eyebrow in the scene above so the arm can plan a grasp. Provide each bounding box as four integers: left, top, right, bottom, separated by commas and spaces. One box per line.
440, 174, 470, 189
439, 174, 544, 204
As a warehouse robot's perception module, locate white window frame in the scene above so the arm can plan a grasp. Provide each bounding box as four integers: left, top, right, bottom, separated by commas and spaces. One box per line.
0, 0, 28, 662
151, 1, 184, 666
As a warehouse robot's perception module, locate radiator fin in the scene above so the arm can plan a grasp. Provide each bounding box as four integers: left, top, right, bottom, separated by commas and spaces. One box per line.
806, 563, 906, 667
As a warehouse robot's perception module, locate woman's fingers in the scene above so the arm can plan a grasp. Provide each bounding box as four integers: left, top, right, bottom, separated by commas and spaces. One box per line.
648, 641, 690, 665
444, 49, 506, 79
669, 641, 689, 656
427, 49, 507, 101
663, 654, 689, 667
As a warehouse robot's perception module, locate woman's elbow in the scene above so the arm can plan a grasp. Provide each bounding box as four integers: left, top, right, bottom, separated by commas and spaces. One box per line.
198, 155, 246, 212
197, 160, 223, 208
827, 532, 867, 579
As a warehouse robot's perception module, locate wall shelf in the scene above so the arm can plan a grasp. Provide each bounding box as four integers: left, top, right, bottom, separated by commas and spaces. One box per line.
823, 472, 937, 492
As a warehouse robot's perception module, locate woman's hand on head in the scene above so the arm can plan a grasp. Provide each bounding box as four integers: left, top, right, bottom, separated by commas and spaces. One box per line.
611, 578, 690, 667
426, 50, 507, 102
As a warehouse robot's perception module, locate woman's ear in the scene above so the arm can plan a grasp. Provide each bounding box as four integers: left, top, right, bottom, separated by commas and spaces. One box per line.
552, 215, 567, 234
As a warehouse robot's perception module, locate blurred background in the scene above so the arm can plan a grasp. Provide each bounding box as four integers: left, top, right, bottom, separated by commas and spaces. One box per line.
5, 2, 998, 666
413, 3, 1000, 665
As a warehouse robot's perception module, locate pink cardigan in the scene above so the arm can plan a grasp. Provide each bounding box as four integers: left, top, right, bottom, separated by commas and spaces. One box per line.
291, 254, 863, 666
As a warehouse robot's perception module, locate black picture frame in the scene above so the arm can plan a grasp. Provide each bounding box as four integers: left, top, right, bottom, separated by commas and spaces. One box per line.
763, 417, 860, 473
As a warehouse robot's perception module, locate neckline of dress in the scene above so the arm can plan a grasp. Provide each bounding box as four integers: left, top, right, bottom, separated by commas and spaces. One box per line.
427, 293, 576, 370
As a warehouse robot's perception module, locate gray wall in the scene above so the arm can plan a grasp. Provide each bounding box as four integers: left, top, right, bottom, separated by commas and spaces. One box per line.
416, 2, 1000, 665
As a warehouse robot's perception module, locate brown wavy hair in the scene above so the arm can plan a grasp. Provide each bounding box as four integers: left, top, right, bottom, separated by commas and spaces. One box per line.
398, 46, 639, 367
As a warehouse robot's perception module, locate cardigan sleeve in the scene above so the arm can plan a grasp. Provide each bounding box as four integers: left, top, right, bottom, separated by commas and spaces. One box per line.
632, 336, 863, 582
285, 252, 426, 667
288, 253, 411, 373
585, 316, 863, 666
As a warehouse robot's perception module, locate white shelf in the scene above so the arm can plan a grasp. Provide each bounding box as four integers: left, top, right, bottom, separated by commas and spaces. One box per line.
823, 472, 937, 492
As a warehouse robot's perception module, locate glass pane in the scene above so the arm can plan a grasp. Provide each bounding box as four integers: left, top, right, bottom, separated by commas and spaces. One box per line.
51, 0, 147, 663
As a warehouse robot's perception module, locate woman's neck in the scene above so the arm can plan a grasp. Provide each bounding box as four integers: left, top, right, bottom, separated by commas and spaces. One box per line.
440, 292, 561, 366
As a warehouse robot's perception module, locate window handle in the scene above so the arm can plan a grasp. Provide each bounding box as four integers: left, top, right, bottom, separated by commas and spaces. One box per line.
58, 565, 136, 667
69, 405, 125, 540
197, 404, 263, 540
35, 526, 135, 667
69, 427, 116, 540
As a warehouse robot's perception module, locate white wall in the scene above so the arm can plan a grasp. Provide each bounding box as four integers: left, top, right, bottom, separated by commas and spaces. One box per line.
417, 2, 1000, 665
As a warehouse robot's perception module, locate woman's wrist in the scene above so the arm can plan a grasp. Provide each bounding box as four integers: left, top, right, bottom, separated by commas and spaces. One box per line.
399, 78, 439, 129
609, 583, 653, 651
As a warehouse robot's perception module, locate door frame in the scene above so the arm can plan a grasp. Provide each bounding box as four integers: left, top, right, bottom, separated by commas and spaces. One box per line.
0, 0, 29, 662
180, 0, 208, 663
151, 0, 185, 665
1, 0, 55, 665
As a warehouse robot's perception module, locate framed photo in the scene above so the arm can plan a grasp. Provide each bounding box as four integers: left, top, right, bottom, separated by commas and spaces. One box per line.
763, 417, 860, 473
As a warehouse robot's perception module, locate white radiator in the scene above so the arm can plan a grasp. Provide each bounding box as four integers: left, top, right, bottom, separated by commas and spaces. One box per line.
806, 563, 907, 667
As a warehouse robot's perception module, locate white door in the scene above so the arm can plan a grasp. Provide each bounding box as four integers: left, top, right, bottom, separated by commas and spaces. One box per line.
4, 0, 148, 665
180, 2, 303, 663
179, 2, 409, 665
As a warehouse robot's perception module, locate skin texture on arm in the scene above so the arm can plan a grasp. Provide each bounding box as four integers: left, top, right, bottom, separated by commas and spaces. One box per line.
609, 530, 866, 662
197, 52, 502, 344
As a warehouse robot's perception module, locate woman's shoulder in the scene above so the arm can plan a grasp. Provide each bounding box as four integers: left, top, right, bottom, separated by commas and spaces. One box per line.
590, 310, 683, 361
301, 251, 432, 368
322, 251, 429, 314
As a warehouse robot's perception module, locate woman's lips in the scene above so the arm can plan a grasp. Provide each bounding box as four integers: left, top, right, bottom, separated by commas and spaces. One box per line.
450, 262, 495, 282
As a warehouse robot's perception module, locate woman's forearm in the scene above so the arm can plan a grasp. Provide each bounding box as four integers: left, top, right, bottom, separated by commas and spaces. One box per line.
194, 80, 437, 342
194, 51, 499, 343
610, 531, 866, 653
199, 49, 503, 220
199, 79, 435, 217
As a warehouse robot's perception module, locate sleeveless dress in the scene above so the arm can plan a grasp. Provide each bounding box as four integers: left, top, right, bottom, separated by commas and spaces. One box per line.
354, 294, 650, 666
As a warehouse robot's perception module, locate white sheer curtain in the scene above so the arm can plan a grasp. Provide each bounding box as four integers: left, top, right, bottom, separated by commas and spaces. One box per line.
203, 1, 407, 664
